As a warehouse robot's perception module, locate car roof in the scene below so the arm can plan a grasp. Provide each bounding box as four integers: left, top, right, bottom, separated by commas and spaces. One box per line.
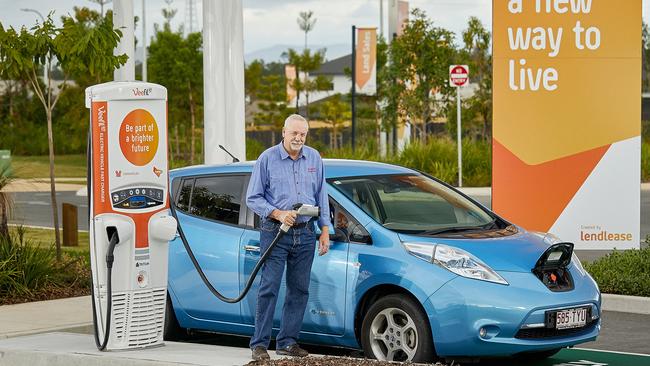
169, 158, 415, 180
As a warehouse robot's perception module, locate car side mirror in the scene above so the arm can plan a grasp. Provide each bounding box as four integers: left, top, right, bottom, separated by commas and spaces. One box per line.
330, 228, 348, 242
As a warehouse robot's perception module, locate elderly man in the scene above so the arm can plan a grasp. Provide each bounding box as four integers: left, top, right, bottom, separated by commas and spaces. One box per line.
246, 114, 330, 361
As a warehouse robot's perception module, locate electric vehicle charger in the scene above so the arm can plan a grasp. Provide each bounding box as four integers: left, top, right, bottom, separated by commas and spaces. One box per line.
168, 202, 319, 303
87, 82, 176, 351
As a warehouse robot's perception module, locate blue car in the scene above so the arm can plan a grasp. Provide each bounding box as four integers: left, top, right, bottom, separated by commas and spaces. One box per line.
164, 159, 600, 362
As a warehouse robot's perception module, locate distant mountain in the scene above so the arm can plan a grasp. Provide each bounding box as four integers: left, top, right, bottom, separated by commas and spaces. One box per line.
244, 44, 349, 64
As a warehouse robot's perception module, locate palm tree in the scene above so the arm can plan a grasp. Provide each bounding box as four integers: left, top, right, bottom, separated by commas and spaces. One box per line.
297, 10, 316, 51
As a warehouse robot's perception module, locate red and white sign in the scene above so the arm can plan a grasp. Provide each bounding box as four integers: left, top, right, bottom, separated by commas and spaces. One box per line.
449, 65, 469, 87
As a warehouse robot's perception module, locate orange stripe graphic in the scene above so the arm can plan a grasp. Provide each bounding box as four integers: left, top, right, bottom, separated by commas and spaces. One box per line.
492, 139, 609, 232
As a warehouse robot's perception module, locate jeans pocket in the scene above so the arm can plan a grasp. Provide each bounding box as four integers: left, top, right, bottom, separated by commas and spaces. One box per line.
260, 220, 279, 232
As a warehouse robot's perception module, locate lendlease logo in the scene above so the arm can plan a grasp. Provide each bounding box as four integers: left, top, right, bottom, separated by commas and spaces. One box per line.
132, 87, 153, 96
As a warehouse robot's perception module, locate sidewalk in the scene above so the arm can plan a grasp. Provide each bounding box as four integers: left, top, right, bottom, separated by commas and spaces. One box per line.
4, 178, 86, 193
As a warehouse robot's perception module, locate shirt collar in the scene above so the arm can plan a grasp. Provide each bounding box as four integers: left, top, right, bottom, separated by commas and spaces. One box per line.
277, 141, 305, 160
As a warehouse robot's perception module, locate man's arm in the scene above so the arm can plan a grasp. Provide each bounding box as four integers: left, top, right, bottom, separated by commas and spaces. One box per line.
246, 156, 277, 219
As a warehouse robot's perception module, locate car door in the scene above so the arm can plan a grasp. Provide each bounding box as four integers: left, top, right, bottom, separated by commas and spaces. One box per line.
169, 174, 247, 324
239, 196, 350, 336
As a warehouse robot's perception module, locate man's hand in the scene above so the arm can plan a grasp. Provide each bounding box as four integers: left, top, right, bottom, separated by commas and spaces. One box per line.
318, 227, 330, 256
275, 210, 297, 227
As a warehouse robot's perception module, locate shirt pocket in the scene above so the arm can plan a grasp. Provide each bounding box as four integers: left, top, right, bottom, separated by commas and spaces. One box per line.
269, 171, 289, 200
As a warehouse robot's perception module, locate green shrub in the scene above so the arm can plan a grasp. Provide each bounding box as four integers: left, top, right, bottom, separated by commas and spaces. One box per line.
0, 228, 57, 296
583, 246, 650, 297
324, 137, 492, 187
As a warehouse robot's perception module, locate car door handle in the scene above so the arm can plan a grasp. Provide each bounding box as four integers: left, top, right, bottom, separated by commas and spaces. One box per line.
244, 245, 260, 253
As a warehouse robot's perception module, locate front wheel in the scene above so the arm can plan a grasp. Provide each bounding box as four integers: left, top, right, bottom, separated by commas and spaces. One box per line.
360, 294, 435, 363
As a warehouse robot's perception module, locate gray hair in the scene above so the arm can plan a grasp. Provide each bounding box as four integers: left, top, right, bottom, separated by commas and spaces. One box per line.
283, 114, 308, 129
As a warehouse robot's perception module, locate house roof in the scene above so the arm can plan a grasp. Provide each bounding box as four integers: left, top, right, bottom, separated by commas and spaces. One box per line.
311, 54, 351, 76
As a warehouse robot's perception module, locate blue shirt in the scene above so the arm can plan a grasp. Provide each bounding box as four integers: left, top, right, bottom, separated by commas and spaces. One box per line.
246, 142, 330, 228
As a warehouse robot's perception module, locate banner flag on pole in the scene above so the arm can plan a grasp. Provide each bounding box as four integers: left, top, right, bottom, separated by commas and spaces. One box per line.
355, 28, 377, 95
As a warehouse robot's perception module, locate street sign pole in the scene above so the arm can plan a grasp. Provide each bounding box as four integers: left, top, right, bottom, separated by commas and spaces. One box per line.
449, 64, 468, 187
457, 86, 462, 187
351, 25, 356, 153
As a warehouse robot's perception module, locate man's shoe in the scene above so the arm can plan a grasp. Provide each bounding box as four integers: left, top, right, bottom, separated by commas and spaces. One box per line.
276, 343, 309, 357
251, 346, 270, 361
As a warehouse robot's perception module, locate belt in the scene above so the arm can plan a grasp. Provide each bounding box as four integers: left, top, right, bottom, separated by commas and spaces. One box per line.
268, 218, 314, 229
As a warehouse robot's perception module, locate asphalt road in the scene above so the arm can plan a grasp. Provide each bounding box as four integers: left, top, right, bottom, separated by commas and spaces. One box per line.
10, 191, 90, 230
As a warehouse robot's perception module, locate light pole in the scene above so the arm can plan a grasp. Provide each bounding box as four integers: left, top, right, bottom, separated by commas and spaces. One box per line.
20, 8, 48, 82
142, 0, 147, 81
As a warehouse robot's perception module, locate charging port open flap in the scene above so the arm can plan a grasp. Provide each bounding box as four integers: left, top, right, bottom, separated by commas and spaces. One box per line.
532, 243, 575, 292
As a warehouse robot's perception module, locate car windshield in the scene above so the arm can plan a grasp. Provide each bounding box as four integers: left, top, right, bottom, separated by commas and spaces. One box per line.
328, 174, 494, 234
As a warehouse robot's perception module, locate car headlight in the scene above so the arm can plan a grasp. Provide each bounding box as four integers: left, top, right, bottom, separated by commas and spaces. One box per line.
402, 242, 509, 285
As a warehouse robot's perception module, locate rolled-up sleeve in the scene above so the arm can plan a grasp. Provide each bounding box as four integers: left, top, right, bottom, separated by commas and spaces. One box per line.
315, 159, 330, 229
246, 156, 277, 219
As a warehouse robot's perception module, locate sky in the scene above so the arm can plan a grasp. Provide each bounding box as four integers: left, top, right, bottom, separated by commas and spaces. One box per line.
0, 0, 649, 58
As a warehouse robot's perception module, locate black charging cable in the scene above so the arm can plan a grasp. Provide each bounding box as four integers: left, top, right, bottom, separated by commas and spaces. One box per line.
90, 228, 120, 350
168, 202, 299, 303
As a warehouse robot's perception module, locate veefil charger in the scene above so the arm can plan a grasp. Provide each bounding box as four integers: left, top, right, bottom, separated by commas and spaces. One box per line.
85, 81, 177, 351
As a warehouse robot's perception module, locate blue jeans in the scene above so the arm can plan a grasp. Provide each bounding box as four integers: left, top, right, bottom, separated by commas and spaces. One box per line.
249, 219, 317, 350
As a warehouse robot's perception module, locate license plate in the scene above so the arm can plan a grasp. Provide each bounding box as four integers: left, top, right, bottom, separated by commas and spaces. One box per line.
555, 307, 587, 330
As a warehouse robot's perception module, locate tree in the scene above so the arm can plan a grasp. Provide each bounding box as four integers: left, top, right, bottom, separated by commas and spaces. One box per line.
297, 10, 316, 51
380, 9, 456, 143
245, 59, 264, 108
319, 94, 351, 149
254, 74, 289, 145
148, 23, 203, 165
0, 166, 12, 241
285, 48, 330, 120
461, 17, 492, 140
0, 9, 127, 261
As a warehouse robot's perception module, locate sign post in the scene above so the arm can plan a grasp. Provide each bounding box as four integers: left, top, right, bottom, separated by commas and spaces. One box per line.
450, 65, 469, 187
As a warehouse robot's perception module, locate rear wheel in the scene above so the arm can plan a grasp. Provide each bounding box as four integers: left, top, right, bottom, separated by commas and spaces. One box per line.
163, 295, 186, 341
360, 294, 435, 363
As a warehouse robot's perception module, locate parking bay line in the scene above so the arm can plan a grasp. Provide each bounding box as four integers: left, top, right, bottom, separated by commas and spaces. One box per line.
533, 347, 650, 366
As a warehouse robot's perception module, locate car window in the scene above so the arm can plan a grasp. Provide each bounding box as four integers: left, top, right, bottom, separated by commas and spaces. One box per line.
188, 175, 244, 225
176, 178, 193, 212
329, 174, 494, 233
330, 199, 371, 244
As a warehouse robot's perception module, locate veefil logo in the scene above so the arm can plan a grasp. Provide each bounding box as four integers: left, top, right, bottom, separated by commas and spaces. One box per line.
132, 87, 153, 96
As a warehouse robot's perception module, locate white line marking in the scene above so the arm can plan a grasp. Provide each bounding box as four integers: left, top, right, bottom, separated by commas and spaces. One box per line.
574, 348, 650, 357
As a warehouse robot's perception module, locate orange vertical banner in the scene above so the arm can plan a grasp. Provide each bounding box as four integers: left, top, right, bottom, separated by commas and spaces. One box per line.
355, 28, 377, 95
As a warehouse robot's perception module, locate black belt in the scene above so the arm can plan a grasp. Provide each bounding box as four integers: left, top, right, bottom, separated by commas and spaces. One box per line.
268, 218, 314, 229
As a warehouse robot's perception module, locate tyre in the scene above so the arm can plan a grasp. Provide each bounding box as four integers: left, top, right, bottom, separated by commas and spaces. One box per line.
360, 294, 435, 363
163, 294, 186, 341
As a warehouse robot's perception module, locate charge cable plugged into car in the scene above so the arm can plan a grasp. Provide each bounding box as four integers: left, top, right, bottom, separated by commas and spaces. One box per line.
168, 202, 320, 303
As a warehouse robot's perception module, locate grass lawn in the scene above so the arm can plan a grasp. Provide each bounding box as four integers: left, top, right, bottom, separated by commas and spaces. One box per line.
10, 226, 89, 253
10, 154, 87, 179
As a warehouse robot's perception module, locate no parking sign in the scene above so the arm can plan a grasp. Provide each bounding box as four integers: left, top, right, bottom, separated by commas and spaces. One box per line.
449, 65, 469, 87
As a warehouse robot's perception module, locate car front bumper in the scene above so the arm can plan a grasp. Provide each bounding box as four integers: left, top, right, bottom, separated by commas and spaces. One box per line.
423, 270, 601, 357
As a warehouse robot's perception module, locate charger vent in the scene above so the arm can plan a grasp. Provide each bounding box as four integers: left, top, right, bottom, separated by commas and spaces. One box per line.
111, 293, 128, 340
125, 288, 167, 347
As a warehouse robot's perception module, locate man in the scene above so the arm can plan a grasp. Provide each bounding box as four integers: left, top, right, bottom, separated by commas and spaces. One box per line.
246, 114, 330, 361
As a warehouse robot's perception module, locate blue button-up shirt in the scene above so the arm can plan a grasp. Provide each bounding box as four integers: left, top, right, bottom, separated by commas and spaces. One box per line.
246, 142, 330, 228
